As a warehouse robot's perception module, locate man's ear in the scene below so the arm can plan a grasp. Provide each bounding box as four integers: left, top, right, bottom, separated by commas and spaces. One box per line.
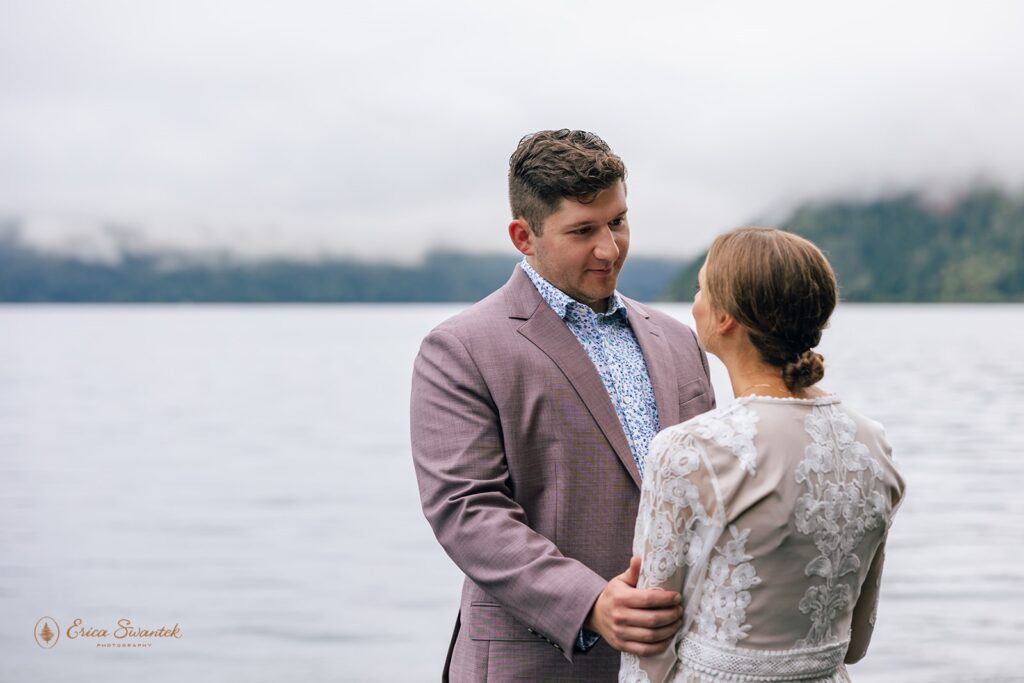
508, 219, 535, 256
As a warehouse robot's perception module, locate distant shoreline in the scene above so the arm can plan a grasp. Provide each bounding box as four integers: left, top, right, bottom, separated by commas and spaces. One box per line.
4, 187, 1023, 303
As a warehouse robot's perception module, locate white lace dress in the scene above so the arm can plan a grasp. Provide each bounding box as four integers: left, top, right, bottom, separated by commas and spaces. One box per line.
620, 395, 905, 683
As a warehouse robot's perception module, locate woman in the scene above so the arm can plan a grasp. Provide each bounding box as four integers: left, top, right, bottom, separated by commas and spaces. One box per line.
620, 227, 905, 683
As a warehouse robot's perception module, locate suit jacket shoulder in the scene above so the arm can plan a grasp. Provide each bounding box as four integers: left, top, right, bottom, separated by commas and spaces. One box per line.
425, 269, 538, 346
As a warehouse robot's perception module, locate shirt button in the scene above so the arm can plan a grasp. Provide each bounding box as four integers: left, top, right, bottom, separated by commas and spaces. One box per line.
622, 396, 633, 405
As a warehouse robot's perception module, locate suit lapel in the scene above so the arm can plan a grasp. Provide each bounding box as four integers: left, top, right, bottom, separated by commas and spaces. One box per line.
505, 268, 641, 487
518, 310, 642, 487
623, 299, 680, 431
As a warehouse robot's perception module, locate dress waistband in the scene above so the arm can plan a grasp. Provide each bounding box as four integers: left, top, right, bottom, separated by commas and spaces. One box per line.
678, 635, 849, 682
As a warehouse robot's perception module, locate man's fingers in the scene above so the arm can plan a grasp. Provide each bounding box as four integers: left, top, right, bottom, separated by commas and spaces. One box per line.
617, 620, 684, 644
617, 634, 678, 656
617, 587, 682, 610
611, 605, 683, 630
616, 555, 642, 587
596, 570, 685, 655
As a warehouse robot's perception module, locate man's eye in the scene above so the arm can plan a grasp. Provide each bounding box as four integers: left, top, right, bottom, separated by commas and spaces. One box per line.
573, 227, 592, 235
610, 218, 624, 227
695, 279, 701, 292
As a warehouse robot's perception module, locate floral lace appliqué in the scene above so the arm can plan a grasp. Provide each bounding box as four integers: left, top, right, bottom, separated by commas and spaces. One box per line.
695, 525, 762, 645
690, 404, 760, 474
634, 433, 711, 585
794, 407, 889, 647
622, 407, 767, 681
619, 651, 652, 683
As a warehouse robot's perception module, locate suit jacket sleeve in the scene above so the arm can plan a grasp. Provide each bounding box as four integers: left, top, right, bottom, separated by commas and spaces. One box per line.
410, 327, 608, 661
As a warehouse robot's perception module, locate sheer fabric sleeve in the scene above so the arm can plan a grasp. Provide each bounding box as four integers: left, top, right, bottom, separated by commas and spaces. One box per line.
845, 539, 886, 663
620, 428, 726, 683
847, 479, 904, 663
847, 425, 906, 664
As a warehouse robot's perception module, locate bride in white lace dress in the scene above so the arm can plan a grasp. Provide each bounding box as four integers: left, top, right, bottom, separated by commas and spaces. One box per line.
620, 228, 905, 683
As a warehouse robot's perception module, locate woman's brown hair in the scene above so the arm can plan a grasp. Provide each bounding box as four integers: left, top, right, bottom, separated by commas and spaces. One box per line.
704, 227, 839, 392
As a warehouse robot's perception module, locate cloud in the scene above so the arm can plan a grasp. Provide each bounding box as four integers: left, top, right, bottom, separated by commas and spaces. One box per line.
2, 0, 1023, 260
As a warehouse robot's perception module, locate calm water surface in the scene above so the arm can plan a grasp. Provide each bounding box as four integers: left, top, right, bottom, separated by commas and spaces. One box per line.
1, 304, 1022, 682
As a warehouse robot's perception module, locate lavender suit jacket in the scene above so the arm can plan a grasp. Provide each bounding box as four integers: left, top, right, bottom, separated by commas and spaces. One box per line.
410, 266, 715, 681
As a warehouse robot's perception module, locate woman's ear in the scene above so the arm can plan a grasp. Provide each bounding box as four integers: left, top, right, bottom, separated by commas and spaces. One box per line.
716, 310, 738, 337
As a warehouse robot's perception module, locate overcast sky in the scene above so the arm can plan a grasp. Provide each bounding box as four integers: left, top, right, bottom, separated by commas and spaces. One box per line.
2, 1, 1023, 261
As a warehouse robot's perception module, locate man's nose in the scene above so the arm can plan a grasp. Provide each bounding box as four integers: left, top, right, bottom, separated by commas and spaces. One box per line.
593, 226, 619, 262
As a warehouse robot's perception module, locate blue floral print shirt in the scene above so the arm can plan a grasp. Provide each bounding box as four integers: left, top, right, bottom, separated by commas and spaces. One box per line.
520, 259, 660, 478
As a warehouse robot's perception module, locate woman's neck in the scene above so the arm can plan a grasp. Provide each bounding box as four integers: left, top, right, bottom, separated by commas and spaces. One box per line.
719, 347, 814, 399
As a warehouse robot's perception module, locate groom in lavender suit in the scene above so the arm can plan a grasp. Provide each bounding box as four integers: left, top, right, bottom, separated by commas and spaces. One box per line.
411, 130, 715, 681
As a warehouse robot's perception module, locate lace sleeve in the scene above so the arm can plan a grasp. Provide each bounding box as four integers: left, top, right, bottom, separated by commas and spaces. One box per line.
846, 425, 905, 664
844, 538, 886, 663
620, 428, 726, 683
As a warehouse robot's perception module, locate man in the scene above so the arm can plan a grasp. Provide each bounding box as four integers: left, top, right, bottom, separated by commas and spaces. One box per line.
411, 129, 715, 681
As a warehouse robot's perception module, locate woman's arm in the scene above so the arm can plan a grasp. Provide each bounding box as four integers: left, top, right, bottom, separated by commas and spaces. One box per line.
621, 429, 723, 683
845, 540, 887, 664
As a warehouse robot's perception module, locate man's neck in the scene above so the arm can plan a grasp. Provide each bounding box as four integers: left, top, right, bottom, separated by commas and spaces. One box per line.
523, 258, 611, 314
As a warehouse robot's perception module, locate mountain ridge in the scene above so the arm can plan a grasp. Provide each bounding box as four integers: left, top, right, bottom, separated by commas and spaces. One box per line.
3, 187, 1022, 303
665, 187, 1024, 303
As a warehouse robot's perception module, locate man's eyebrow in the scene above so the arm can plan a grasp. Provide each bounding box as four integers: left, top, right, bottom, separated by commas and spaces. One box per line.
564, 220, 595, 230
564, 210, 628, 230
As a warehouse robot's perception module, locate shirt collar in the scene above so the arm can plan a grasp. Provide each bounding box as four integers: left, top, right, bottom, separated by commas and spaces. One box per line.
519, 259, 628, 321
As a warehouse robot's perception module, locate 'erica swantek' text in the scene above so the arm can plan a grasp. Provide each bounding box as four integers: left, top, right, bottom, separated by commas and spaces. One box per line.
66, 619, 182, 639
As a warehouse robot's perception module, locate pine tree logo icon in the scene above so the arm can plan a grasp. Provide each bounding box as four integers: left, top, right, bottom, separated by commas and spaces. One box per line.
34, 617, 60, 649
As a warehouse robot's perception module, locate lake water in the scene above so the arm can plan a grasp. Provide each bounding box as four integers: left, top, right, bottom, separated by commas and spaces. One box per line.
1, 304, 1022, 682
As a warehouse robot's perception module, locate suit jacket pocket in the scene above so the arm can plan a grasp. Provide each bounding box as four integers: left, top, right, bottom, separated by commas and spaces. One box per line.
678, 377, 708, 409
467, 602, 536, 642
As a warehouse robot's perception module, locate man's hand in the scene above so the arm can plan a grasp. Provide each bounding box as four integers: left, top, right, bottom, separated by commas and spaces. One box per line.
584, 556, 683, 655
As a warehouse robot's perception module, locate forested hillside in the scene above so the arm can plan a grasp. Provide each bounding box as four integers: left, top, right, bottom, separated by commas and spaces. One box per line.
666, 188, 1024, 302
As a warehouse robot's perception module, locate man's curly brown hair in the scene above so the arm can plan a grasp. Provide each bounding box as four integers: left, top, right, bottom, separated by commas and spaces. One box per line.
508, 129, 626, 235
